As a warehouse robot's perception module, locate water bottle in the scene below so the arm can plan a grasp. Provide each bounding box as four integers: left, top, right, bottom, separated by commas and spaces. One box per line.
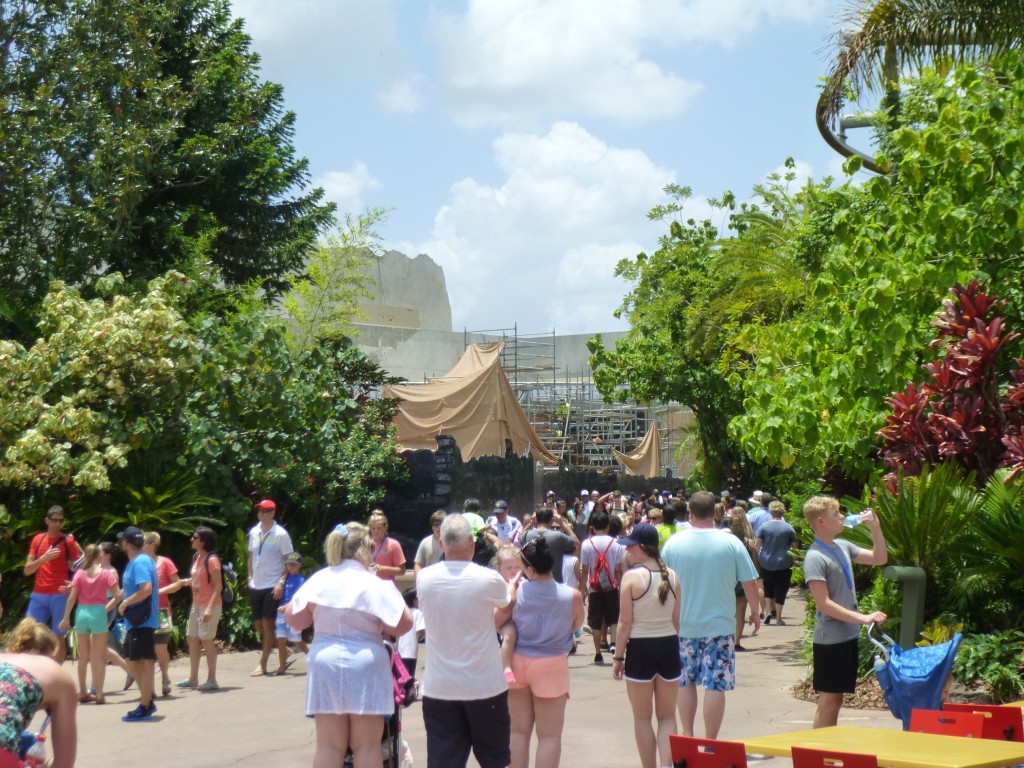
24, 733, 46, 767
843, 513, 862, 528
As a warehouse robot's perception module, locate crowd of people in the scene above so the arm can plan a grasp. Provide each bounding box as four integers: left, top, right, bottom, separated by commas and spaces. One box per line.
1, 485, 889, 768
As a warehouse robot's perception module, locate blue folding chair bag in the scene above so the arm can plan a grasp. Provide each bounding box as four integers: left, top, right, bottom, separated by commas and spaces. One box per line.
870, 627, 962, 730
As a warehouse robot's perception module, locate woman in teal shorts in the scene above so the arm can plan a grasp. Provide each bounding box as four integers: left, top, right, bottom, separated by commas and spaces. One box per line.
58, 545, 119, 703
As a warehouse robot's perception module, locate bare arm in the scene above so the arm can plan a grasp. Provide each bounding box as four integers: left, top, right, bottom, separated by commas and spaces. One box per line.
853, 511, 888, 566
383, 606, 414, 638
612, 571, 637, 679
807, 579, 886, 626
206, 558, 222, 618
741, 579, 762, 634
58, 584, 79, 632
286, 600, 314, 630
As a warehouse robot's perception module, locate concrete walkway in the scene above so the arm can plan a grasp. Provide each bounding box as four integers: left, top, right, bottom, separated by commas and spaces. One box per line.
62, 592, 901, 767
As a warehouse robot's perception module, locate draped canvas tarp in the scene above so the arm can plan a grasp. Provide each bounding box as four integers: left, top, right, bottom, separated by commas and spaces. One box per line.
611, 424, 662, 477
382, 342, 559, 465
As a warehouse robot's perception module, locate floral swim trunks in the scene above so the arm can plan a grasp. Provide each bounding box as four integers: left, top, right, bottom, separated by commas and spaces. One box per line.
678, 635, 736, 692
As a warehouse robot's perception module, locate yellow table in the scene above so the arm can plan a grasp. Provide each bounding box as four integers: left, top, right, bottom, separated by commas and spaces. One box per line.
737, 725, 1024, 768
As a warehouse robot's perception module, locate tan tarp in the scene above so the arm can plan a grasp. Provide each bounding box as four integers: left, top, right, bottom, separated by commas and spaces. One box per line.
611, 424, 662, 477
382, 342, 560, 465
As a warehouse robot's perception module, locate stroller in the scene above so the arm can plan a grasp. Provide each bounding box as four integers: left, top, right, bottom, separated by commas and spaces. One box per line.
868, 623, 962, 730
343, 642, 416, 768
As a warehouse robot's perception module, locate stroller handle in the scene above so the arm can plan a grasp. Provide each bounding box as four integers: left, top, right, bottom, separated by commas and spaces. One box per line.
866, 621, 896, 662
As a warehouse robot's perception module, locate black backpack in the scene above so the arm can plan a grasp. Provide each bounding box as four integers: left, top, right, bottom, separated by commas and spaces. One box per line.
203, 553, 238, 607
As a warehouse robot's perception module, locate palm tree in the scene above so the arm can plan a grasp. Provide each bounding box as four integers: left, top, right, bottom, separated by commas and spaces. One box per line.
817, 0, 1024, 173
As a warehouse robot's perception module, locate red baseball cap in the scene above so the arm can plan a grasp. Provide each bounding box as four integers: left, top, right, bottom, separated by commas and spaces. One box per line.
254, 499, 276, 511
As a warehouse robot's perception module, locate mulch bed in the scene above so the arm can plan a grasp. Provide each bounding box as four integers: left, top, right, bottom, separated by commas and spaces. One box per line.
792, 675, 890, 710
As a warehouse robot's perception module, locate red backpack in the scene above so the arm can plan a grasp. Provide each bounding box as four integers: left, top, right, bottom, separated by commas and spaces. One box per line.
588, 537, 617, 592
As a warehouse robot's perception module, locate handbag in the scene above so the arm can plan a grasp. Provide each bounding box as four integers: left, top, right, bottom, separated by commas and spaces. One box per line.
124, 597, 152, 627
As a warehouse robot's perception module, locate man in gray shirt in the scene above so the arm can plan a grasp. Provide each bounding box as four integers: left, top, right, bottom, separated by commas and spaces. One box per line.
521, 507, 578, 583
802, 496, 887, 729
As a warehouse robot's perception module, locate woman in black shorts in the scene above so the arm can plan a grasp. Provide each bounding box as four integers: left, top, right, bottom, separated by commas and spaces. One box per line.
612, 524, 681, 768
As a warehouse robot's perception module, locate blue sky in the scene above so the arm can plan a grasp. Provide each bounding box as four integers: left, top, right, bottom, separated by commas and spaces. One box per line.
229, 1, 867, 335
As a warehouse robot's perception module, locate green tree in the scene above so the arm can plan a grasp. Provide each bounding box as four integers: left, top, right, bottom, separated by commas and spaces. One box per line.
283, 207, 391, 349
0, 0, 334, 331
590, 169, 835, 488
816, 0, 1024, 173
736, 54, 1024, 489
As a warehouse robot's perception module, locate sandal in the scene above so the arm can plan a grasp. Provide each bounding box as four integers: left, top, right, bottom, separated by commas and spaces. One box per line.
79, 692, 95, 704
197, 681, 219, 691
123, 674, 135, 691
176, 679, 197, 689
162, 679, 172, 697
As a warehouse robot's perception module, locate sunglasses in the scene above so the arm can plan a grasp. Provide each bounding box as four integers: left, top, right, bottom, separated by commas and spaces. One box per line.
48, 517, 65, 523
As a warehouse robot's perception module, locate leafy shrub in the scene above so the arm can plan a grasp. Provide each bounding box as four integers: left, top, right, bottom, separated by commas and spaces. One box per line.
953, 629, 1024, 703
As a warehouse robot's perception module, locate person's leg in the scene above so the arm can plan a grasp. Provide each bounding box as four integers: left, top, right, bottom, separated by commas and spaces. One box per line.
500, 622, 517, 682
155, 642, 171, 692
653, 677, 679, 768
587, 594, 604, 663
531, 694, 567, 768
734, 597, 747, 646
312, 713, 350, 768
814, 692, 844, 728
187, 635, 201, 685
775, 568, 792, 623
605, 590, 620, 650
422, 696, 473, 768
348, 713, 386, 768
76, 633, 91, 696
275, 636, 289, 673
257, 617, 275, 674
676, 685, 698, 736
625, 679, 657, 768
508, 686, 534, 768
703, 690, 726, 738
137, 659, 155, 707
90, 633, 108, 701
201, 638, 218, 685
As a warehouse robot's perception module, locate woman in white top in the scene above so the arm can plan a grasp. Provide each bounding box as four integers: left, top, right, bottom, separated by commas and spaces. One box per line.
612, 524, 681, 768
287, 523, 413, 768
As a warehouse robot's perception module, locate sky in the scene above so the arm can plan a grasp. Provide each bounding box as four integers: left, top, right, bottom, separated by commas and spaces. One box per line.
228, 0, 868, 335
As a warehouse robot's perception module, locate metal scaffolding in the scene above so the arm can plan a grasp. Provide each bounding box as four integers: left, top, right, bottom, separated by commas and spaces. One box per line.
465, 325, 694, 474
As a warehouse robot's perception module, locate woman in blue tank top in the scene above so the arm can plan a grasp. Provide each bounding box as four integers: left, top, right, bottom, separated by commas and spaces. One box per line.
498, 536, 584, 768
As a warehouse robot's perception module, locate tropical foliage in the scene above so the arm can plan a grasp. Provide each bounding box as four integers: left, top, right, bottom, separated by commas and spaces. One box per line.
0, 0, 334, 330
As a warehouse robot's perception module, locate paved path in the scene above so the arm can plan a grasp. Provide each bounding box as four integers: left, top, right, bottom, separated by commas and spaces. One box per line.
59, 592, 901, 767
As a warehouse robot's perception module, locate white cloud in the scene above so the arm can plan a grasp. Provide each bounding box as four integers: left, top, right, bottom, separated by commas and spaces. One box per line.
431, 0, 827, 126
229, 0, 407, 87
376, 76, 426, 114
392, 122, 675, 334
313, 164, 382, 217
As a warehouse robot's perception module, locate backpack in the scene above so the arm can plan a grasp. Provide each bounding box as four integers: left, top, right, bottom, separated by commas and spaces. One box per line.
32, 534, 82, 578
588, 537, 617, 592
204, 553, 238, 607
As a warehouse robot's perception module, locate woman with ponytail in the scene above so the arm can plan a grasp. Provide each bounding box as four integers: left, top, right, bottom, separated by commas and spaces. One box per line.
57, 544, 118, 703
613, 523, 681, 768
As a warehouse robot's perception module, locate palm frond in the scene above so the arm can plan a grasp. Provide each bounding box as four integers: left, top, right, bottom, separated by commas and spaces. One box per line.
821, 0, 1024, 125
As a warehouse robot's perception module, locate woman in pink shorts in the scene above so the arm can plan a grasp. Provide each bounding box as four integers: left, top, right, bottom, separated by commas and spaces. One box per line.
498, 536, 584, 768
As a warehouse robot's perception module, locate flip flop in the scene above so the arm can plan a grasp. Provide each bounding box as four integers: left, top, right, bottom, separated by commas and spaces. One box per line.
176, 679, 197, 688
162, 679, 172, 697
122, 674, 135, 691
197, 682, 219, 691
250, 667, 267, 677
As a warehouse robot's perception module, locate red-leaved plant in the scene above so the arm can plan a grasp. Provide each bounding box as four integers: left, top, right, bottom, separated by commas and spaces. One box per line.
879, 281, 1024, 484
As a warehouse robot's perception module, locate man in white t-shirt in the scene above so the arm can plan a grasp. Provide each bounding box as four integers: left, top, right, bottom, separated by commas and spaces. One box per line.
417, 515, 517, 768
247, 498, 293, 677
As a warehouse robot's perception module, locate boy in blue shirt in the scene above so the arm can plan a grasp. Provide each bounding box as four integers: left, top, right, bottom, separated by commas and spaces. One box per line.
274, 552, 309, 673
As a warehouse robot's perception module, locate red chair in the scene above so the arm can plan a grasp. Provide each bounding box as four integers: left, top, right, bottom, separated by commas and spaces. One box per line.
792, 746, 878, 768
670, 735, 747, 768
944, 702, 1024, 742
909, 708, 986, 737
